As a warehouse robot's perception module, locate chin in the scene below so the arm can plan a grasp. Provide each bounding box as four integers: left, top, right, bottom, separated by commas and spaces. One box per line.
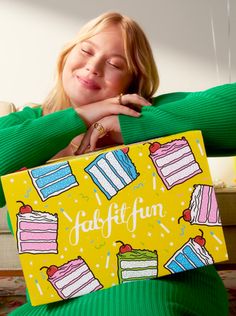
70, 95, 90, 107
69, 90, 105, 106
71, 99, 91, 107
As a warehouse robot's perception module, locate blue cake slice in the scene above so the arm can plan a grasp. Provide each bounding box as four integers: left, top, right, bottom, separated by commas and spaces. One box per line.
29, 161, 78, 201
85, 149, 139, 200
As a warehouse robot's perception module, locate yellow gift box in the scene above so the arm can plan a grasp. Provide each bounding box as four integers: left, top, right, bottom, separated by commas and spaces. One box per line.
2, 130, 228, 306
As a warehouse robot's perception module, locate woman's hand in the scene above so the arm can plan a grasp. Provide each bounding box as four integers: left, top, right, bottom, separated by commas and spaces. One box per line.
75, 115, 122, 155
49, 115, 123, 160
50, 133, 85, 160
75, 94, 151, 127
50, 94, 148, 159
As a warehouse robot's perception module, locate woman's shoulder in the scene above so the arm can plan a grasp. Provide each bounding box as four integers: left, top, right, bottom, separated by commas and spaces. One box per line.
0, 101, 42, 119
17, 104, 43, 119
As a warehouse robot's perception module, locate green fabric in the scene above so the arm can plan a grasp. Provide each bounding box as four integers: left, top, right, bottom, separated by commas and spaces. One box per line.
2, 83, 235, 315
9, 266, 228, 316
0, 107, 87, 207
119, 82, 236, 156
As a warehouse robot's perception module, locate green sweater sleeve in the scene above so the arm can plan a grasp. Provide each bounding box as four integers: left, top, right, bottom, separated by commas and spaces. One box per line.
119, 83, 236, 157
0, 106, 42, 128
0, 107, 87, 207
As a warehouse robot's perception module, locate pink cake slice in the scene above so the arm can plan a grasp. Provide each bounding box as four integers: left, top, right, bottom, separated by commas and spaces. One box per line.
17, 210, 58, 254
47, 257, 103, 299
188, 185, 221, 225
149, 138, 202, 189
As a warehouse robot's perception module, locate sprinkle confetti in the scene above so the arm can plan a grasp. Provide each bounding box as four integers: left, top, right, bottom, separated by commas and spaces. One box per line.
94, 188, 102, 205
157, 220, 170, 233
105, 251, 110, 269
35, 279, 43, 295
60, 208, 72, 222
210, 231, 223, 244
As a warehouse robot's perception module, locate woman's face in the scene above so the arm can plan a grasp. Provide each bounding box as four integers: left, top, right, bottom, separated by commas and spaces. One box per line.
62, 25, 133, 107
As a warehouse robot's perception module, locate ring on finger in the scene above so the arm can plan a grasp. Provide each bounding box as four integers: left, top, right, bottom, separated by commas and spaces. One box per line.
118, 93, 124, 105
93, 122, 106, 136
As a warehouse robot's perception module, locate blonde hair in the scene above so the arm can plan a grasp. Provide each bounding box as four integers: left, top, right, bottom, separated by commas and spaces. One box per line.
43, 12, 159, 113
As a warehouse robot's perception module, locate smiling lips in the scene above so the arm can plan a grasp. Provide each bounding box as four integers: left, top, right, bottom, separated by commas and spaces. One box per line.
77, 76, 100, 90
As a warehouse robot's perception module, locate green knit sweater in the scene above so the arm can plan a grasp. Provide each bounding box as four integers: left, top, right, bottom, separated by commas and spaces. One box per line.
1, 83, 235, 208
119, 83, 236, 156
1, 82, 234, 315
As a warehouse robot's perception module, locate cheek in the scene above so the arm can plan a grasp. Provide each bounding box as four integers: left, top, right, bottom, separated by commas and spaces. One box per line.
62, 66, 70, 92
62, 56, 72, 81
62, 56, 78, 89
63, 49, 82, 77
105, 71, 132, 92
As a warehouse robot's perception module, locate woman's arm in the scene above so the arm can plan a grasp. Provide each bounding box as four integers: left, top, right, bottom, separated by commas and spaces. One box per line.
0, 107, 87, 206
119, 83, 236, 156
0, 106, 42, 128
0, 94, 151, 206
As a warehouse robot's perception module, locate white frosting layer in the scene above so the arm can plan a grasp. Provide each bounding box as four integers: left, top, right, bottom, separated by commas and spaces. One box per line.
120, 260, 157, 269
122, 269, 157, 279
154, 146, 190, 167
17, 210, 57, 222
190, 239, 214, 264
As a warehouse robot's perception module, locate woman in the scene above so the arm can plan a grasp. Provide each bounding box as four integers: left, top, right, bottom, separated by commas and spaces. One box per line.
0, 11, 234, 316
0, 12, 155, 207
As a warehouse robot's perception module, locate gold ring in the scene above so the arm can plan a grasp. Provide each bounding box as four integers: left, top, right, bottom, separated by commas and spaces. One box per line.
93, 122, 106, 136
118, 93, 124, 105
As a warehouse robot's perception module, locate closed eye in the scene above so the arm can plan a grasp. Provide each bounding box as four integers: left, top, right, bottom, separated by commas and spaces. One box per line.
108, 62, 120, 69
81, 48, 92, 55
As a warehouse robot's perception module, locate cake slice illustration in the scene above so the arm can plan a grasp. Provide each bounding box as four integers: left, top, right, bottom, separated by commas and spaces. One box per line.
148, 138, 202, 189
16, 201, 58, 254
29, 161, 78, 201
41, 257, 103, 300
85, 148, 139, 200
164, 230, 214, 273
178, 184, 221, 226
116, 241, 158, 283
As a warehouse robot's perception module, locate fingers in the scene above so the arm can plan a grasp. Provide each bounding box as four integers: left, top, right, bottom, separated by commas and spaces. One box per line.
76, 116, 121, 155
110, 93, 152, 117
50, 133, 85, 159
75, 94, 151, 128
116, 93, 152, 107
114, 104, 141, 117
70, 134, 86, 153
76, 125, 104, 154
88, 127, 110, 152
75, 129, 93, 155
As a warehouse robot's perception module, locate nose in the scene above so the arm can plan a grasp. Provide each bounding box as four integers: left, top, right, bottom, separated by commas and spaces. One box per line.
86, 57, 103, 76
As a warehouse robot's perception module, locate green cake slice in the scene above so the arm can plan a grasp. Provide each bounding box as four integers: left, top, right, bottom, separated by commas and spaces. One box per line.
117, 249, 158, 283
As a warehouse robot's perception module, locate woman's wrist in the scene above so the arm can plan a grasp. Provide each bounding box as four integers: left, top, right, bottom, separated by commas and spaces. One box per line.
74, 107, 90, 128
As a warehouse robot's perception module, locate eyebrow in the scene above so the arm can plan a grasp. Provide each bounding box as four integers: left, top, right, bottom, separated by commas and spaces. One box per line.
83, 40, 127, 61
